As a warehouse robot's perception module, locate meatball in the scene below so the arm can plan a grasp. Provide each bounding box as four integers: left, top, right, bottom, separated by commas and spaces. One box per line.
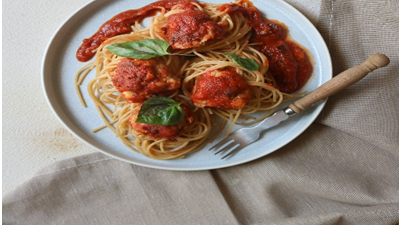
161, 3, 225, 49
191, 67, 251, 109
111, 58, 180, 103
129, 104, 194, 140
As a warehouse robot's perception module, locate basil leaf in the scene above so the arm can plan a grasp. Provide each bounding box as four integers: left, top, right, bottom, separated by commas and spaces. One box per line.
225, 53, 259, 72
106, 39, 170, 59
136, 97, 184, 126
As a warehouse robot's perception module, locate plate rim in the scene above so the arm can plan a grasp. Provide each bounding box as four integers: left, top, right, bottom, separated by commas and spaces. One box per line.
41, 0, 332, 171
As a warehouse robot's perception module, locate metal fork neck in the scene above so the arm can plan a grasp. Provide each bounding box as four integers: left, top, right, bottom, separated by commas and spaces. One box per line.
283, 107, 297, 116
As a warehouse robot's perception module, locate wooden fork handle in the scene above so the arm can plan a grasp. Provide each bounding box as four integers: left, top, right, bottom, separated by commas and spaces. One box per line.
288, 53, 390, 114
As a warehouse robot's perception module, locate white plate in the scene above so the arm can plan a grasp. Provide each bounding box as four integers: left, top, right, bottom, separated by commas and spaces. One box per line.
42, 0, 332, 170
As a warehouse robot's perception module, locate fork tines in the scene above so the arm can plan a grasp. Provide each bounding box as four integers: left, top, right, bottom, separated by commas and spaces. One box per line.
209, 137, 241, 159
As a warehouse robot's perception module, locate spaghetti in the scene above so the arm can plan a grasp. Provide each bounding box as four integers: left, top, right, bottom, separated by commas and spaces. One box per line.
75, 0, 313, 160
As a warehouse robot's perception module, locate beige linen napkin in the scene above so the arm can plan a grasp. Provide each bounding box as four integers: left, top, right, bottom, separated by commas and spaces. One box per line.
3, 0, 398, 224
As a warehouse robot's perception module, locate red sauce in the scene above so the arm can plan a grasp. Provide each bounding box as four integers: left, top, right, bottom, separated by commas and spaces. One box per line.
129, 104, 194, 140
112, 58, 181, 103
76, 0, 197, 62
191, 67, 251, 109
217, 3, 313, 93
160, 3, 226, 49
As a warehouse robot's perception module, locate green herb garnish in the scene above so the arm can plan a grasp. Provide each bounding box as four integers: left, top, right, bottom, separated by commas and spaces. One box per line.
136, 97, 184, 126
225, 53, 259, 72
106, 39, 170, 59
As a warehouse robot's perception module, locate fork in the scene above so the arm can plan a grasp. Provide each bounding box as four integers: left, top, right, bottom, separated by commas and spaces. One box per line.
209, 53, 390, 159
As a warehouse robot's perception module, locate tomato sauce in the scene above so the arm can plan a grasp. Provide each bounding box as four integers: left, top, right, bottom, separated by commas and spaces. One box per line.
112, 58, 181, 103
77, 0, 313, 93
217, 3, 313, 93
162, 3, 226, 49
76, 0, 197, 62
191, 67, 251, 109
